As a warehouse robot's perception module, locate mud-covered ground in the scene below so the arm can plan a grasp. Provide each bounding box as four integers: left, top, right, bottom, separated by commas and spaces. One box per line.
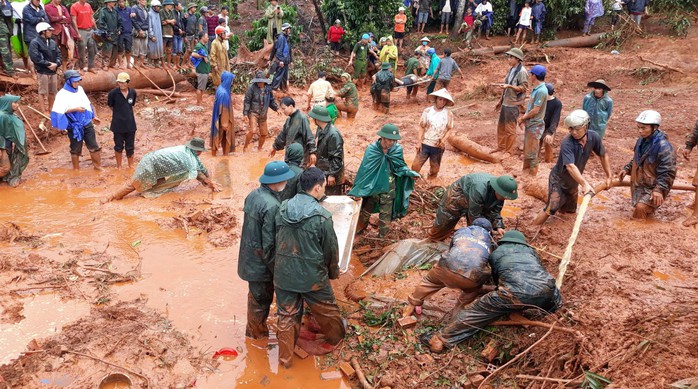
1, 17, 697, 389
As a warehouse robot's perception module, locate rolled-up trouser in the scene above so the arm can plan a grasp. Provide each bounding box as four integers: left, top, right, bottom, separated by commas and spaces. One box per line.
133, 36, 148, 58
77, 29, 97, 69
406, 83, 419, 97
412, 143, 445, 178
522, 124, 544, 172
544, 172, 578, 215
438, 287, 562, 348
246, 281, 274, 339
408, 264, 484, 308
496, 105, 520, 153
428, 183, 468, 241
276, 284, 345, 367
335, 101, 358, 118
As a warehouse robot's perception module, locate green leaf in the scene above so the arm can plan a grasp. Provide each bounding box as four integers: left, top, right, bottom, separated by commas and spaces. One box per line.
131, 240, 142, 248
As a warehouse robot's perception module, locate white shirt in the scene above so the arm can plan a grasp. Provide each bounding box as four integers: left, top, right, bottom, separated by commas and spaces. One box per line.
518, 7, 532, 26
475, 2, 493, 15
442, 1, 451, 13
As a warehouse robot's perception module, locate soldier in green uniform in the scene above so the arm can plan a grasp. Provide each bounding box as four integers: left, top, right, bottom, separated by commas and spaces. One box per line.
280, 143, 304, 200
309, 105, 344, 195
349, 124, 420, 237
428, 173, 518, 241
348, 33, 369, 87
96, 0, 122, 70
274, 167, 345, 368
0, 0, 15, 76
238, 161, 296, 339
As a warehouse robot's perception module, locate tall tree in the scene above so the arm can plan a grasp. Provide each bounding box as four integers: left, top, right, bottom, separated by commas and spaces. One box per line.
451, 0, 467, 36
311, 0, 328, 38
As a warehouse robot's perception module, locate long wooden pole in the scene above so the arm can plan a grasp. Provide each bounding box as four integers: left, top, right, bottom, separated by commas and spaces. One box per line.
17, 106, 50, 154
556, 193, 592, 289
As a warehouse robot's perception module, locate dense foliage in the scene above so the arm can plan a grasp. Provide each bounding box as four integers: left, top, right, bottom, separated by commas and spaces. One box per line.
321, 0, 405, 48
245, 3, 301, 51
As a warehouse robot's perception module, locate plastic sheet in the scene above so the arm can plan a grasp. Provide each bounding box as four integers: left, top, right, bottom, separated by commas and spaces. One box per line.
361, 239, 449, 277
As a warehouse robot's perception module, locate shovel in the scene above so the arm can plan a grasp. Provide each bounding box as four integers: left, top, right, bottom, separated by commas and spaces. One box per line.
17, 106, 51, 155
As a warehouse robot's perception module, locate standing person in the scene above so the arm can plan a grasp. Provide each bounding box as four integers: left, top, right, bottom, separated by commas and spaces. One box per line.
531, 0, 546, 44
280, 143, 304, 200
102, 138, 219, 201
210, 71, 236, 156
379, 36, 398, 70
0, 95, 29, 187
619, 110, 677, 219
420, 230, 562, 353
428, 173, 517, 241
69, 0, 96, 72
182, 3, 198, 67
627, 0, 648, 27
270, 97, 317, 166
29, 22, 61, 115
116, 0, 133, 69
335, 73, 359, 118
582, 0, 604, 35
513, 0, 533, 46
204, 5, 218, 46
505, 0, 518, 36
209, 25, 229, 87
404, 51, 420, 99
541, 82, 562, 163
22, 0, 49, 69
494, 48, 528, 154
424, 47, 440, 94
610, 0, 624, 30
681, 121, 698, 227
309, 106, 344, 195
264, 0, 283, 44
438, 0, 453, 34
582, 79, 613, 139
218, 5, 229, 26
370, 62, 402, 114
107, 72, 137, 168
306, 71, 335, 110
350, 124, 419, 237
159, 0, 175, 68
190, 32, 209, 105
270, 23, 292, 92
96, 0, 121, 70
434, 48, 462, 90
413, 89, 454, 179
394, 7, 407, 50
131, 0, 149, 68
403, 219, 494, 318
51, 70, 103, 171
172, 1, 185, 68
147, 0, 163, 67
196, 6, 207, 36
348, 33, 369, 88
457, 8, 479, 49
415, 36, 431, 76
45, 0, 79, 71
532, 110, 612, 225
416, 0, 432, 34
326, 19, 345, 55
238, 160, 295, 339
242, 71, 280, 151
518, 64, 548, 176
274, 167, 345, 369
475, 0, 493, 40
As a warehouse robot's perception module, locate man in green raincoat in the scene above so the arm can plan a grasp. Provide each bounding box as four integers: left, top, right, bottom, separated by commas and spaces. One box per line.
309, 105, 344, 195
280, 143, 304, 201
349, 124, 420, 237
103, 137, 219, 201
0, 95, 30, 187
274, 167, 345, 368
238, 160, 296, 339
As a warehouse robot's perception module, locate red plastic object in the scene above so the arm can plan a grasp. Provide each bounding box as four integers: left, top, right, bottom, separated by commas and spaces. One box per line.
212, 347, 239, 359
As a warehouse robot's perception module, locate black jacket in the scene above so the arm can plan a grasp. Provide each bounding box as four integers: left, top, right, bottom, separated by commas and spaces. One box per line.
22, 3, 48, 43
29, 36, 62, 75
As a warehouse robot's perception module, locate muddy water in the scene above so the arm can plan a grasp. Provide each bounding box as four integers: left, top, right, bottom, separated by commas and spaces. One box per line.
0, 153, 352, 388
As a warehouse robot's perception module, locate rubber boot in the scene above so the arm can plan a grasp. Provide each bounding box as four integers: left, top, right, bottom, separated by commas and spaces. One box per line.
71, 154, 80, 170
90, 151, 102, 171
115, 151, 123, 168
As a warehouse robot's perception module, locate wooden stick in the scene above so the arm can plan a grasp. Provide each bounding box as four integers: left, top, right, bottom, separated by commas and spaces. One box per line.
556, 193, 592, 289
63, 349, 150, 388
17, 106, 51, 154
165, 69, 177, 98
134, 66, 173, 101
491, 319, 577, 335
478, 323, 556, 388
25, 105, 51, 121
351, 357, 374, 389
516, 374, 579, 384
638, 56, 685, 74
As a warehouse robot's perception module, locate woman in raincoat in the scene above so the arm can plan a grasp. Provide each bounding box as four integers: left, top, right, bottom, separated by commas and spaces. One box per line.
0, 95, 29, 187
210, 71, 236, 156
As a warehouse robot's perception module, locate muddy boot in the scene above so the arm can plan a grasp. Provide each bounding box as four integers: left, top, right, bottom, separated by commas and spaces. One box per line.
632, 203, 653, 219
127, 156, 134, 168
90, 151, 103, 171
71, 154, 80, 170
115, 151, 123, 168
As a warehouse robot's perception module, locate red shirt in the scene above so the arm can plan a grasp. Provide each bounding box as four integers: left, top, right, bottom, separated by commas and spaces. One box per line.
327, 25, 345, 43
70, 1, 94, 30
462, 14, 474, 28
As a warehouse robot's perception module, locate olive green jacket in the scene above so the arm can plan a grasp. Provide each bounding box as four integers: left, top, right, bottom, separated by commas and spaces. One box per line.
238, 184, 283, 282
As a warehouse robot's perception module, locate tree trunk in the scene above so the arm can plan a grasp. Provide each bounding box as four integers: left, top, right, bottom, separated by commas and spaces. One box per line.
451, 0, 467, 36
311, 0, 327, 39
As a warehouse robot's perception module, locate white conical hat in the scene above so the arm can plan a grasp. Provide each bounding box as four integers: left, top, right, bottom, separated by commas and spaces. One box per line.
429, 88, 455, 106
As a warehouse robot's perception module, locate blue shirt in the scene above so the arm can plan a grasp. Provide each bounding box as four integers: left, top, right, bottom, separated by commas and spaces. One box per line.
526, 82, 548, 128
117, 6, 133, 34
551, 130, 605, 187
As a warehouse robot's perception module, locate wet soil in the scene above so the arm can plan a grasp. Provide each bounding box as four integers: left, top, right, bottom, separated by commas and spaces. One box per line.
2, 18, 698, 389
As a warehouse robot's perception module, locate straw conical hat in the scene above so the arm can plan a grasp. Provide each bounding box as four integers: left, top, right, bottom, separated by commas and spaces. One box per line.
429, 88, 455, 106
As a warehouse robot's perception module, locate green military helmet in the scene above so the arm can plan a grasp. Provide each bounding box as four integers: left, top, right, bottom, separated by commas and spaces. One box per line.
259, 161, 296, 184
377, 123, 401, 140
308, 105, 332, 122
162, 0, 174, 5
498, 230, 528, 245
489, 175, 518, 200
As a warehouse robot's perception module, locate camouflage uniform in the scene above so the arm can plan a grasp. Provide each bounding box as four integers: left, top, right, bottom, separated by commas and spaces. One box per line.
0, 3, 15, 75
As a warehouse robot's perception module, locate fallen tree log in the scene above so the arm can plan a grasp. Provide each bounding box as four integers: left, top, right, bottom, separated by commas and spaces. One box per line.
134, 89, 187, 98
447, 133, 501, 164
543, 33, 604, 48
455, 45, 511, 58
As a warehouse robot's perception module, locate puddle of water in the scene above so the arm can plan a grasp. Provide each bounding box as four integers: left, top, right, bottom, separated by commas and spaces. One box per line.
652, 269, 688, 282
458, 155, 476, 166
652, 271, 670, 281
0, 294, 90, 365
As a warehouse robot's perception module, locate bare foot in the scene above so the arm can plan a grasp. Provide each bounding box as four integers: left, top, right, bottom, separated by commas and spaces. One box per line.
682, 215, 698, 227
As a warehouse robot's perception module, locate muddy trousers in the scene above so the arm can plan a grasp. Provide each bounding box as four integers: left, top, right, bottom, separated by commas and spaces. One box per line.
428, 185, 468, 241
522, 127, 542, 174
102, 41, 118, 68
335, 102, 358, 118
408, 265, 483, 310
246, 281, 274, 339
276, 285, 346, 368
412, 144, 445, 178
496, 106, 520, 153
